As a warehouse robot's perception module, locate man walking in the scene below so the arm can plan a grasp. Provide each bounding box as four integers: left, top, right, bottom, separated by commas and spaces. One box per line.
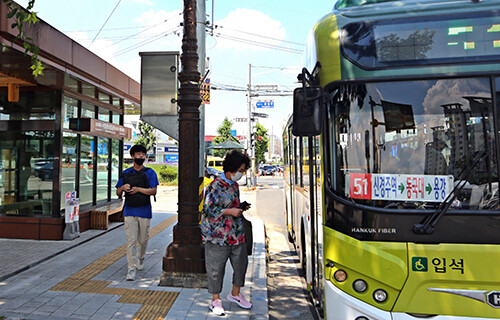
116, 144, 159, 281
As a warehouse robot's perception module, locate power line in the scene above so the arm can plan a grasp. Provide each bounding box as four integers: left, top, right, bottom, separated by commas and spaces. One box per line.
214, 25, 305, 47
90, 0, 122, 46
114, 27, 181, 56
104, 11, 183, 49
64, 26, 140, 33
212, 33, 302, 54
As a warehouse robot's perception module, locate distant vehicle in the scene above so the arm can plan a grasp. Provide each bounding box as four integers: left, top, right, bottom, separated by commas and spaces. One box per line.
32, 158, 52, 174
259, 165, 274, 176
36, 162, 53, 181
205, 167, 222, 180
206, 156, 224, 172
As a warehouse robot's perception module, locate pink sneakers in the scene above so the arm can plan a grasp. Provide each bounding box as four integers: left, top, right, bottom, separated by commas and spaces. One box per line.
227, 293, 252, 309
209, 299, 225, 316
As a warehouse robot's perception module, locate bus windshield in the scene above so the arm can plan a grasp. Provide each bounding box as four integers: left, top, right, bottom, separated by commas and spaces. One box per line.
328, 77, 499, 210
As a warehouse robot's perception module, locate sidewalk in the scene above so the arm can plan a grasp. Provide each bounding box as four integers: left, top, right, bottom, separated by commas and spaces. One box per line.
0, 187, 267, 320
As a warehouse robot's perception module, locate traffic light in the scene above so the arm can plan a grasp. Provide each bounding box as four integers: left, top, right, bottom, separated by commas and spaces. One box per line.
250, 133, 256, 148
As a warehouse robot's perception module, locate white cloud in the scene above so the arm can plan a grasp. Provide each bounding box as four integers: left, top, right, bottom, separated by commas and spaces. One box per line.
213, 8, 286, 51
423, 79, 490, 115
64, 9, 184, 83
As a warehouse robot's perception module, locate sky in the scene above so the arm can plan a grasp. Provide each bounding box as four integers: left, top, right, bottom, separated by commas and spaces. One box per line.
17, 0, 336, 139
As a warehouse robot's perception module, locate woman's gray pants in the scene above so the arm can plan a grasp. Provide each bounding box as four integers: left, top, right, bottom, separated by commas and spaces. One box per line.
204, 242, 248, 294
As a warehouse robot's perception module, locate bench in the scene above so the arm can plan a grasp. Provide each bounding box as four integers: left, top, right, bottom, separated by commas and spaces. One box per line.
89, 201, 124, 230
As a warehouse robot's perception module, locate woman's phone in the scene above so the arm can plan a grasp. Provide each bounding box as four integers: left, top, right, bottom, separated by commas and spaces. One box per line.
238, 201, 250, 211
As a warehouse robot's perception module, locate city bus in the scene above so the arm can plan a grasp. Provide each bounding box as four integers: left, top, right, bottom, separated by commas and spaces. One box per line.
283, 0, 500, 319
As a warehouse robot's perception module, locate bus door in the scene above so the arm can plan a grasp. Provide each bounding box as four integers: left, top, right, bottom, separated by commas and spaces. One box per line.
290, 133, 300, 240
311, 135, 324, 308
285, 127, 295, 241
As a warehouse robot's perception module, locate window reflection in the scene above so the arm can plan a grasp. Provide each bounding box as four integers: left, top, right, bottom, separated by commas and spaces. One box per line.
98, 108, 110, 122
0, 91, 57, 120
96, 137, 109, 202
0, 131, 54, 215
63, 96, 78, 130
80, 135, 94, 206
82, 102, 95, 119
61, 132, 77, 210
331, 78, 498, 210
111, 139, 120, 191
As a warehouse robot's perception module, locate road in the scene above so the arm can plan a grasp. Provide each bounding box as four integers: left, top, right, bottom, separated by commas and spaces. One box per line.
254, 175, 319, 320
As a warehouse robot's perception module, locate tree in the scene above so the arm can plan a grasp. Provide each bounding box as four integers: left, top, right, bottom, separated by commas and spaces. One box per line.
254, 122, 269, 165
135, 121, 156, 154
212, 117, 239, 158
2, 0, 44, 76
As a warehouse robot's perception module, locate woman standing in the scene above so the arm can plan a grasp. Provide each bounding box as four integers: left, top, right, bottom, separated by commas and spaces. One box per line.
201, 150, 252, 316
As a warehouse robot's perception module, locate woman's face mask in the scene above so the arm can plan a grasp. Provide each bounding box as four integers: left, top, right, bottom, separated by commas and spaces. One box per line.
231, 171, 243, 182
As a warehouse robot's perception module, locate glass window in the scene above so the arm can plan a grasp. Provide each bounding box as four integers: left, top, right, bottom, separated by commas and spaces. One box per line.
61, 132, 77, 210
82, 82, 95, 98
111, 139, 120, 192
64, 74, 79, 92
330, 77, 497, 210
342, 12, 500, 69
96, 137, 109, 202
0, 90, 57, 120
112, 96, 121, 107
0, 131, 54, 216
98, 108, 110, 122
302, 137, 309, 188
112, 113, 121, 125
63, 96, 79, 129
82, 102, 95, 119
98, 91, 110, 104
79, 135, 94, 206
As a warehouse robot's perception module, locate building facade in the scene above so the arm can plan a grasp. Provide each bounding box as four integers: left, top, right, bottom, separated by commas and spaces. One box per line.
0, 2, 138, 239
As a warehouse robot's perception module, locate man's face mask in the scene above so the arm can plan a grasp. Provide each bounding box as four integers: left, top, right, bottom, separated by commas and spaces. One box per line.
133, 158, 145, 166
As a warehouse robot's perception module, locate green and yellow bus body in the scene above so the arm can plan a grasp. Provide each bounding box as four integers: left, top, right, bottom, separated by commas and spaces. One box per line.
283, 0, 500, 319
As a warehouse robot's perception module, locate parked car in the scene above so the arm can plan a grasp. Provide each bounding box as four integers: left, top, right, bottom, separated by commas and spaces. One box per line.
36, 162, 53, 181
259, 165, 274, 176
205, 167, 222, 180
206, 156, 224, 172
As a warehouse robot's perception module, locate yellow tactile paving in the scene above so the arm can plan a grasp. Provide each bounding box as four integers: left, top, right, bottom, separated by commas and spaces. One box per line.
49, 215, 180, 320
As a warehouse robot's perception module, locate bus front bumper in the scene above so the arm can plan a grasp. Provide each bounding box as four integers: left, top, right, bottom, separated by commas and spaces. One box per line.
325, 280, 497, 320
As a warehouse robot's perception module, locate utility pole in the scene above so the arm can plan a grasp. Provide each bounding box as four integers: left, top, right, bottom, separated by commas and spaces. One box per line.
247, 63, 254, 187
197, 0, 206, 180
161, 0, 206, 284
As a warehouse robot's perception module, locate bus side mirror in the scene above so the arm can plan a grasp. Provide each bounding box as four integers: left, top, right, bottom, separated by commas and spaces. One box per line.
292, 86, 323, 136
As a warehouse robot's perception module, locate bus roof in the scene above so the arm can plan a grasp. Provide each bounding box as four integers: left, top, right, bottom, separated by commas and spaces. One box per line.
335, 0, 396, 9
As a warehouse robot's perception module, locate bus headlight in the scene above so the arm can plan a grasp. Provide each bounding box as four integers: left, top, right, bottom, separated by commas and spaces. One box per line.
334, 269, 347, 282
373, 289, 388, 303
353, 279, 367, 293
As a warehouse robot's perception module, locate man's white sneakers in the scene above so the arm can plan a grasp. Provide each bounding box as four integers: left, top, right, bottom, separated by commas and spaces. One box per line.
126, 268, 136, 281
136, 258, 145, 271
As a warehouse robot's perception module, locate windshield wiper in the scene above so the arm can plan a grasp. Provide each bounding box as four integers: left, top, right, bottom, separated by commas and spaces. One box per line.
412, 151, 487, 235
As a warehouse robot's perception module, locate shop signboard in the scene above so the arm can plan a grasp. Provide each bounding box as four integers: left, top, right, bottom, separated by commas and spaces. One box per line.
69, 118, 131, 140
165, 154, 179, 165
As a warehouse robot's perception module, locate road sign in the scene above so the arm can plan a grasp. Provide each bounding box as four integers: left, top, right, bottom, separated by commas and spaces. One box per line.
252, 112, 268, 118
253, 84, 279, 91
256, 100, 274, 108
234, 117, 248, 122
